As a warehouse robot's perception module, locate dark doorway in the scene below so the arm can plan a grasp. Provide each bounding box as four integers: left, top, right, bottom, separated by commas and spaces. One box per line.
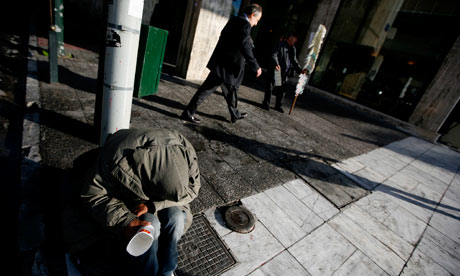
149, 0, 187, 66
251, 0, 317, 69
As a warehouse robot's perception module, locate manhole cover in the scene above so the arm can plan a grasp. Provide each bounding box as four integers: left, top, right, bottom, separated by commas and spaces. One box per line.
224, 205, 255, 234
176, 214, 237, 276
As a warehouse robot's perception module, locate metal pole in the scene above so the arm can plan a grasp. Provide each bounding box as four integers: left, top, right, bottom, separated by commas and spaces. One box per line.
100, 0, 144, 144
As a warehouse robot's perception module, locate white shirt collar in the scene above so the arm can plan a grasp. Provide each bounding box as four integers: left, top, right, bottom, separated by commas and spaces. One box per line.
243, 14, 250, 22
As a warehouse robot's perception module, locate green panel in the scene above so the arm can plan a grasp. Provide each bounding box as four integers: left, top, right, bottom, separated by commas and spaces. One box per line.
134, 24, 168, 98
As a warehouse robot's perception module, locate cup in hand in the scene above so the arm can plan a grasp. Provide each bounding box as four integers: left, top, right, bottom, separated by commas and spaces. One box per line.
126, 224, 155, 256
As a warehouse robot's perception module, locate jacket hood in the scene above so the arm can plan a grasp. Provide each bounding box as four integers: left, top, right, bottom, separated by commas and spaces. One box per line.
106, 129, 190, 203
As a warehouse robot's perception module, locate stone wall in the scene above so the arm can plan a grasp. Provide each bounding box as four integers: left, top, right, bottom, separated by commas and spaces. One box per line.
177, 0, 233, 82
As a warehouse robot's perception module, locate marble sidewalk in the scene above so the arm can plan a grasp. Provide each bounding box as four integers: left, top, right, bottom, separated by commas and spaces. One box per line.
205, 137, 460, 276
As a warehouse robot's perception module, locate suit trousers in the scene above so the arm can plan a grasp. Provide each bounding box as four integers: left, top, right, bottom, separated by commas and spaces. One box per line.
183, 72, 242, 120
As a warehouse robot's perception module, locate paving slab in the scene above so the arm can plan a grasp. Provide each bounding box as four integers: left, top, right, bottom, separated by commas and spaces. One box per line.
351, 166, 386, 190
306, 172, 368, 208
342, 204, 413, 260
400, 248, 452, 276
292, 182, 340, 221
221, 222, 284, 276
412, 160, 457, 185
417, 226, 460, 275
242, 192, 307, 247
264, 185, 324, 232
248, 251, 312, 276
376, 185, 436, 223
353, 191, 401, 223
332, 158, 365, 174
384, 136, 433, 159
329, 213, 405, 276
288, 223, 356, 276
398, 164, 450, 189
204, 208, 233, 237
332, 250, 388, 276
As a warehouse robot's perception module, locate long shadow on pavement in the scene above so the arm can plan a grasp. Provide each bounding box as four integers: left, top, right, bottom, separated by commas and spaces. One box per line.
2, 96, 96, 150
39, 106, 97, 143
187, 124, 460, 220
35, 60, 97, 94
137, 95, 229, 123
58, 65, 97, 94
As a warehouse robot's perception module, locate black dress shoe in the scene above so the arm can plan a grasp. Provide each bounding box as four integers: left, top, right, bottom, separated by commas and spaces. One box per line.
274, 106, 285, 113
180, 113, 201, 124
231, 112, 247, 123
261, 104, 270, 111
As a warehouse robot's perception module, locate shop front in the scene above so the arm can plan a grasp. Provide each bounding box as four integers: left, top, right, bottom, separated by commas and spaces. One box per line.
309, 0, 459, 125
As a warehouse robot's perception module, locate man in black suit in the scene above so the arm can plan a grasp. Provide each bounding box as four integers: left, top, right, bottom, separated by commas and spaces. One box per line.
181, 4, 263, 124
262, 33, 304, 113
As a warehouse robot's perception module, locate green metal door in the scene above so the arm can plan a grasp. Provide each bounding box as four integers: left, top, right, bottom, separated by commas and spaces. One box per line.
134, 24, 168, 98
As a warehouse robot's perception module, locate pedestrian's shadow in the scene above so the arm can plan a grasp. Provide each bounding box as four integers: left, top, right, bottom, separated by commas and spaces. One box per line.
186, 124, 460, 221
136, 95, 228, 123
160, 73, 201, 89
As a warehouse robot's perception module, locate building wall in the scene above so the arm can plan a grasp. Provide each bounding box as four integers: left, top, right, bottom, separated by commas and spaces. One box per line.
183, 0, 233, 82
409, 36, 460, 133
305, 0, 460, 139
298, 0, 341, 65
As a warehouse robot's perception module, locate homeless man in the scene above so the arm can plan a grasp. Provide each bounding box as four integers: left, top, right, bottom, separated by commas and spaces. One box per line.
63, 128, 200, 276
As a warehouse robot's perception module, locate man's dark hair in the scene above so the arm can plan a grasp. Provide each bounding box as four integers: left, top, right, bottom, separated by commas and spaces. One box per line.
244, 3, 262, 17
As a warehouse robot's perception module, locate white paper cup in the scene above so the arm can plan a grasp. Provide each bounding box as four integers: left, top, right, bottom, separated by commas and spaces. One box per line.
126, 224, 155, 257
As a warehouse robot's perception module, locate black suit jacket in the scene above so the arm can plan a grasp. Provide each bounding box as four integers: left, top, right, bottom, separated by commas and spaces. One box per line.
270, 41, 302, 82
207, 15, 260, 87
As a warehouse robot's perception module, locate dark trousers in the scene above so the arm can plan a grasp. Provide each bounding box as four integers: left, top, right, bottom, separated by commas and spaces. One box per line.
183, 72, 242, 120
263, 79, 287, 109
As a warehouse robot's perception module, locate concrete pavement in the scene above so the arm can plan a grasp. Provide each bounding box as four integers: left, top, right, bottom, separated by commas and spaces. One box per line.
23, 33, 460, 276
206, 136, 460, 275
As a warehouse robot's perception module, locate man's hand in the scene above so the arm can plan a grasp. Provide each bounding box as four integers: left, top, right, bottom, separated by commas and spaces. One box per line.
132, 203, 149, 217
123, 203, 151, 241
275, 65, 281, 71
256, 67, 262, 77
123, 218, 151, 241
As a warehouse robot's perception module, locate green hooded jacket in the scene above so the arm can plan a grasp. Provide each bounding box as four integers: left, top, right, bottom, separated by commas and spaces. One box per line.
63, 128, 200, 254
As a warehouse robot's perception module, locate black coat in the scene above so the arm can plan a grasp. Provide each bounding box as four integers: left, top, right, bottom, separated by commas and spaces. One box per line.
207, 15, 260, 87
270, 41, 302, 82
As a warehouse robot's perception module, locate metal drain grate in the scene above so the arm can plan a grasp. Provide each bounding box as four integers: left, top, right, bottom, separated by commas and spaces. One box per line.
175, 214, 237, 276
